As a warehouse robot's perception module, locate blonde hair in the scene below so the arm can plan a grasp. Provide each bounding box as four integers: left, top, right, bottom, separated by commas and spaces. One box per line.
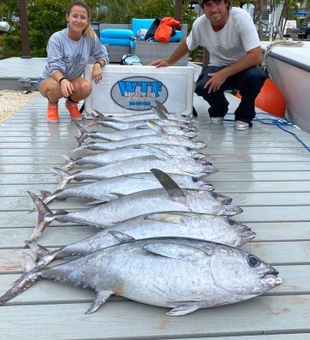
66, 1, 97, 39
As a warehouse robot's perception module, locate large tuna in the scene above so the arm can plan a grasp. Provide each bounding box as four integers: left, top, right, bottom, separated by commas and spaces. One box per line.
27, 213, 255, 267
65, 144, 204, 168
74, 121, 197, 145
42, 172, 214, 204
0, 236, 283, 316
54, 154, 217, 189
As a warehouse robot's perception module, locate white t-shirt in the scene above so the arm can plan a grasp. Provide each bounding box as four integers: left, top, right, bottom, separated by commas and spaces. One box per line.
186, 7, 260, 67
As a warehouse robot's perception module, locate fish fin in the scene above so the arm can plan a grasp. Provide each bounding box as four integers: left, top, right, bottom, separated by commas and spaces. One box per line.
85, 199, 110, 205
85, 290, 113, 314
151, 107, 169, 121
138, 144, 170, 160
166, 304, 200, 316
27, 191, 56, 240
154, 99, 168, 113
109, 231, 136, 243
108, 192, 125, 198
150, 169, 186, 201
143, 242, 206, 261
146, 120, 168, 135
0, 270, 41, 306
25, 240, 50, 260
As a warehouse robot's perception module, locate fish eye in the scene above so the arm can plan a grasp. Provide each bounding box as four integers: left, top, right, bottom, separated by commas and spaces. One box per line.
247, 255, 261, 267
227, 219, 235, 226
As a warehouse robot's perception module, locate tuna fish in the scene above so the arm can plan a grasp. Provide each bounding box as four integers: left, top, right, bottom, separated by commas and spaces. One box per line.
64, 144, 205, 170
29, 169, 241, 239
41, 172, 214, 204
89, 118, 190, 131
93, 109, 191, 124
72, 130, 206, 151
27, 213, 255, 267
74, 121, 197, 145
54, 155, 217, 189
0, 236, 283, 315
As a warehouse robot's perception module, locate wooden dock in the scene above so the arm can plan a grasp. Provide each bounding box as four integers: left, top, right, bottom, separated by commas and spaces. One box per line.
0, 60, 310, 339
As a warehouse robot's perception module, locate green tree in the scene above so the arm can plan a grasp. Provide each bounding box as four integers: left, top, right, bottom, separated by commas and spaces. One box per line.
1, 0, 99, 57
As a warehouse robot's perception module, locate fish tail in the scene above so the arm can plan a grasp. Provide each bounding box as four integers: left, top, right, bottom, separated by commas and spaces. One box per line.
67, 144, 88, 156
27, 191, 55, 240
0, 270, 41, 306
41, 189, 65, 204
25, 240, 55, 267
74, 121, 89, 145
52, 167, 75, 190
62, 154, 77, 171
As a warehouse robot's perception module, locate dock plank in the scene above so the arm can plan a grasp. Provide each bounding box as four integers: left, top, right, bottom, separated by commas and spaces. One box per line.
1, 296, 310, 340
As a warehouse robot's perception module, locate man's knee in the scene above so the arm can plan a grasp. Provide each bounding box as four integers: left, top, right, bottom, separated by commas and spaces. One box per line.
245, 67, 266, 86
240, 67, 267, 94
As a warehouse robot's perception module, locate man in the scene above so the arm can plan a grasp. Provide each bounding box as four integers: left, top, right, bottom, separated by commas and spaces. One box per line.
152, 0, 266, 130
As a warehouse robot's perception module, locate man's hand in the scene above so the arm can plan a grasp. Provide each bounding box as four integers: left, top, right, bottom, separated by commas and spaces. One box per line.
151, 59, 171, 68
204, 69, 228, 93
92, 64, 103, 84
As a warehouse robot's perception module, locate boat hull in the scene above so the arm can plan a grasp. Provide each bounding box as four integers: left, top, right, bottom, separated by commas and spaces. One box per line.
262, 41, 310, 133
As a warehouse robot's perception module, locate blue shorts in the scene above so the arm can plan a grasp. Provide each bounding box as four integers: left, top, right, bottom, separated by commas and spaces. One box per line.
34, 77, 45, 90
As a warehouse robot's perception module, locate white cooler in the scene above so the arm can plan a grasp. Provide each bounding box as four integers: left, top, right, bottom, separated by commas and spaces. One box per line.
84, 65, 194, 116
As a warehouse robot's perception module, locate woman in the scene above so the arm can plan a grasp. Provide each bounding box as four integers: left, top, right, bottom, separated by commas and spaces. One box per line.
38, 1, 109, 123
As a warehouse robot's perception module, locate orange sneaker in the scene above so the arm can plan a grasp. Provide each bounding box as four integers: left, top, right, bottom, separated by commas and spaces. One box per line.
47, 103, 59, 123
65, 99, 82, 120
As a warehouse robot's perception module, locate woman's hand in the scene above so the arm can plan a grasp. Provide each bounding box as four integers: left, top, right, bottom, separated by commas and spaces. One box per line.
92, 63, 103, 84
60, 79, 75, 97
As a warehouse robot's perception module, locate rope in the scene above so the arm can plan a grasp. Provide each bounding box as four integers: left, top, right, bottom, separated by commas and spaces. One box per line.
254, 116, 310, 152
223, 113, 310, 152
262, 38, 304, 71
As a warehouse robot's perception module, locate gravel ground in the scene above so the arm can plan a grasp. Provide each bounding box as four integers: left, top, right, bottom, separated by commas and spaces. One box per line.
0, 90, 39, 123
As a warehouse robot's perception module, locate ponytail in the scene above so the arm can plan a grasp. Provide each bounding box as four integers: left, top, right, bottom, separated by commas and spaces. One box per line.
83, 23, 97, 39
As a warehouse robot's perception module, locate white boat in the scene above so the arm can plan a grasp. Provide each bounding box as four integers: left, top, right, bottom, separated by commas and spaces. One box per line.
261, 41, 310, 133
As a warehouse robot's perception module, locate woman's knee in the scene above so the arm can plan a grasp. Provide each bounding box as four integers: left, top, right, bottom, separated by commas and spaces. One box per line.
81, 79, 92, 95
74, 79, 92, 98
39, 79, 62, 101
